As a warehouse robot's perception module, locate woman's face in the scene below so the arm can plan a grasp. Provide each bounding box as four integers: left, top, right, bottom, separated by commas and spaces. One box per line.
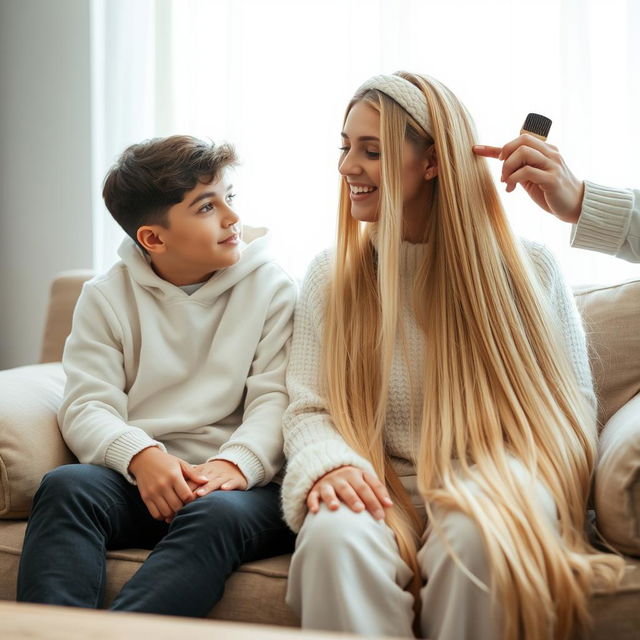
338, 100, 435, 232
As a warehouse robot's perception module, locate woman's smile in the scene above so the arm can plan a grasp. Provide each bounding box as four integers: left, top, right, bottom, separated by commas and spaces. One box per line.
348, 183, 378, 202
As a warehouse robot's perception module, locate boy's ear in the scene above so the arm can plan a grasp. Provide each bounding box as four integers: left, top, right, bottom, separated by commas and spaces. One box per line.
424, 144, 438, 181
137, 226, 167, 254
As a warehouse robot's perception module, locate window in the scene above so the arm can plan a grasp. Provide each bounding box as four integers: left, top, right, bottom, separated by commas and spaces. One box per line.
92, 0, 639, 284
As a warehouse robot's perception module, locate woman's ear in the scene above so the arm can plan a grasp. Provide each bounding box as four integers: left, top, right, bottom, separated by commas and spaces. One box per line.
424, 144, 438, 180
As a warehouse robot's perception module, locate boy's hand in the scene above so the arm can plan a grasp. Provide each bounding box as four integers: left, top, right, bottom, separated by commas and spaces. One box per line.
191, 459, 248, 497
306, 465, 393, 520
128, 447, 209, 522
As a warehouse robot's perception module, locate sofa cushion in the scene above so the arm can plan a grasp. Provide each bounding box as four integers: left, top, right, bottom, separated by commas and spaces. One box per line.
0, 520, 297, 626
0, 364, 74, 518
3, 519, 640, 636
595, 392, 640, 556
574, 279, 640, 428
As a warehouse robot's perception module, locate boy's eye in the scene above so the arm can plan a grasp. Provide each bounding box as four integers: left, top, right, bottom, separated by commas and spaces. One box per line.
198, 202, 214, 214
226, 193, 237, 204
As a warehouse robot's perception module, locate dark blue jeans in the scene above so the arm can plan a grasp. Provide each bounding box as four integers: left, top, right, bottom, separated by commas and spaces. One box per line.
17, 464, 294, 616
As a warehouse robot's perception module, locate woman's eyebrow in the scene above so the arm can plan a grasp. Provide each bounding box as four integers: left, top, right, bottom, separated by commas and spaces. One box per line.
340, 132, 380, 142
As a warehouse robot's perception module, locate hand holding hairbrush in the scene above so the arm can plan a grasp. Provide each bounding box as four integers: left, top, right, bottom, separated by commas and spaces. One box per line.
472, 114, 584, 223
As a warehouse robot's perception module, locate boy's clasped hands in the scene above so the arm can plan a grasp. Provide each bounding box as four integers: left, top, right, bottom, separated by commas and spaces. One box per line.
128, 447, 247, 523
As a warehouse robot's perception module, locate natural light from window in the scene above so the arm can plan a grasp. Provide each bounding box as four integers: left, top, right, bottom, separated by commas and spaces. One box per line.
92, 0, 639, 286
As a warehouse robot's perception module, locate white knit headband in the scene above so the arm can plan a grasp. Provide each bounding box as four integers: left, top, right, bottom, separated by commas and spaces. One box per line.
356, 74, 433, 136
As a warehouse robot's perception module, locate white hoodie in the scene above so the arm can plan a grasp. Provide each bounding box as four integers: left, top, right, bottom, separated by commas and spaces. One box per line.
58, 227, 296, 488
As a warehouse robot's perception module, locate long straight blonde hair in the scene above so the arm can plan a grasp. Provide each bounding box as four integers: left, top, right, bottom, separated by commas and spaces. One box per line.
322, 72, 623, 640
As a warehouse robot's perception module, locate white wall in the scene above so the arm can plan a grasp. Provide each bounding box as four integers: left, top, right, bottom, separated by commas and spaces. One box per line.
0, 0, 93, 369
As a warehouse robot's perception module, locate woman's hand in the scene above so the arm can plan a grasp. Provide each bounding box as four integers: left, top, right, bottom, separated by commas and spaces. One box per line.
473, 134, 585, 224
306, 465, 393, 520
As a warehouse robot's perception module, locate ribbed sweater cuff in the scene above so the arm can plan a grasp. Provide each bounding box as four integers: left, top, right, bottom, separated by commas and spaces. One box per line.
211, 445, 264, 489
571, 181, 634, 255
281, 440, 376, 532
104, 430, 166, 484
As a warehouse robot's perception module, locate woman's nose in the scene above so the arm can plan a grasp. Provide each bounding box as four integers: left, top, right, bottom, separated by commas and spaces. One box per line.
338, 151, 361, 176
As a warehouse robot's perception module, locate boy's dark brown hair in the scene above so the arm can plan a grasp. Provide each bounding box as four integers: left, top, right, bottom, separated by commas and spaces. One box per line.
103, 135, 237, 245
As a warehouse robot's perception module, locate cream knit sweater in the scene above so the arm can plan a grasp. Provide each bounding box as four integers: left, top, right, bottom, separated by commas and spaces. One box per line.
571, 180, 640, 263
281, 238, 596, 531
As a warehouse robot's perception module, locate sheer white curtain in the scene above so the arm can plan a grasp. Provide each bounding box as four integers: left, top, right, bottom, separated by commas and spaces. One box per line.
92, 0, 639, 285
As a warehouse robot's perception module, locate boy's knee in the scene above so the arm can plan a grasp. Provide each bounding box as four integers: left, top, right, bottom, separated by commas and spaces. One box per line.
40, 465, 91, 495
37, 464, 114, 503
176, 490, 253, 534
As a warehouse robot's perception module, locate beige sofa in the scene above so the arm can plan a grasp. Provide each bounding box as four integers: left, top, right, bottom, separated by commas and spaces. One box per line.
1, 272, 640, 638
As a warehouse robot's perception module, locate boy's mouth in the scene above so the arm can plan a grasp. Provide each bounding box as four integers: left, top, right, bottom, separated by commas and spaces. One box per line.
219, 234, 239, 245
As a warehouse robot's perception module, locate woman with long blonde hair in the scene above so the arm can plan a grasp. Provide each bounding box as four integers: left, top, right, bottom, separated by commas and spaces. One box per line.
281, 72, 623, 640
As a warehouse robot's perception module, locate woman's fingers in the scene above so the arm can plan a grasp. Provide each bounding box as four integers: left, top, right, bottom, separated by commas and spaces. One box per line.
333, 481, 365, 513
305, 466, 393, 520
307, 489, 320, 513
351, 479, 386, 520
319, 483, 340, 510
363, 472, 394, 508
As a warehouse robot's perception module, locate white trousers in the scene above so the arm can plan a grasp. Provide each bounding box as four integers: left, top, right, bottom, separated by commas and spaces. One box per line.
285, 463, 557, 639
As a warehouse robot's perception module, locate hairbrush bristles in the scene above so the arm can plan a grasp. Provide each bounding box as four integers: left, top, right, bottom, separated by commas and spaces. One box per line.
520, 113, 552, 141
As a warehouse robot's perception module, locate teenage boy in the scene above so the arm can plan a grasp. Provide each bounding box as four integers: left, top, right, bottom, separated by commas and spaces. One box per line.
17, 135, 296, 616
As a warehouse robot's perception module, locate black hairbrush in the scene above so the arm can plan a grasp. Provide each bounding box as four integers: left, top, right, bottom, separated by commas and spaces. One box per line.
520, 113, 552, 141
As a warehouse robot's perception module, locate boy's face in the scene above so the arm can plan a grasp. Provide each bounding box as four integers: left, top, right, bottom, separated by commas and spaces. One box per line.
138, 170, 241, 286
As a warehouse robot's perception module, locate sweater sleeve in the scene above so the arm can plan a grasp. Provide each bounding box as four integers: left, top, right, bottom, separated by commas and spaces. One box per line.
281, 251, 376, 532
527, 243, 598, 424
58, 283, 165, 483
212, 272, 297, 488
570, 181, 640, 263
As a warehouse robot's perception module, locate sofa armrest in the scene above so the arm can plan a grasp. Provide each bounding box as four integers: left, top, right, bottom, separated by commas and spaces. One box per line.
595, 392, 640, 556
40, 270, 94, 364
0, 363, 75, 518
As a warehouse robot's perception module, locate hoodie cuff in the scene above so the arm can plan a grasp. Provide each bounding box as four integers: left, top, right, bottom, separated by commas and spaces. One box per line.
211, 445, 264, 489
104, 430, 166, 484
571, 181, 634, 255
281, 440, 376, 532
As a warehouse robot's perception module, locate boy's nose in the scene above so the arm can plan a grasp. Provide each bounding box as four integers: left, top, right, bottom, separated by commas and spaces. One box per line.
222, 206, 240, 226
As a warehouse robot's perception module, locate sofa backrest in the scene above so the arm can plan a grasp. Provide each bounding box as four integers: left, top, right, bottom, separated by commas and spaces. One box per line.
39, 272, 640, 428
574, 279, 640, 427
40, 270, 93, 363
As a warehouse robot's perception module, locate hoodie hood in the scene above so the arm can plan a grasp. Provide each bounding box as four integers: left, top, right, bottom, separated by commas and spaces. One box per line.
116, 225, 273, 302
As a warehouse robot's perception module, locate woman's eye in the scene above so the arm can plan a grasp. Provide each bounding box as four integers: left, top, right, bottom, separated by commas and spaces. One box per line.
366, 150, 380, 159
338, 146, 350, 154
199, 202, 214, 213
226, 193, 237, 204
